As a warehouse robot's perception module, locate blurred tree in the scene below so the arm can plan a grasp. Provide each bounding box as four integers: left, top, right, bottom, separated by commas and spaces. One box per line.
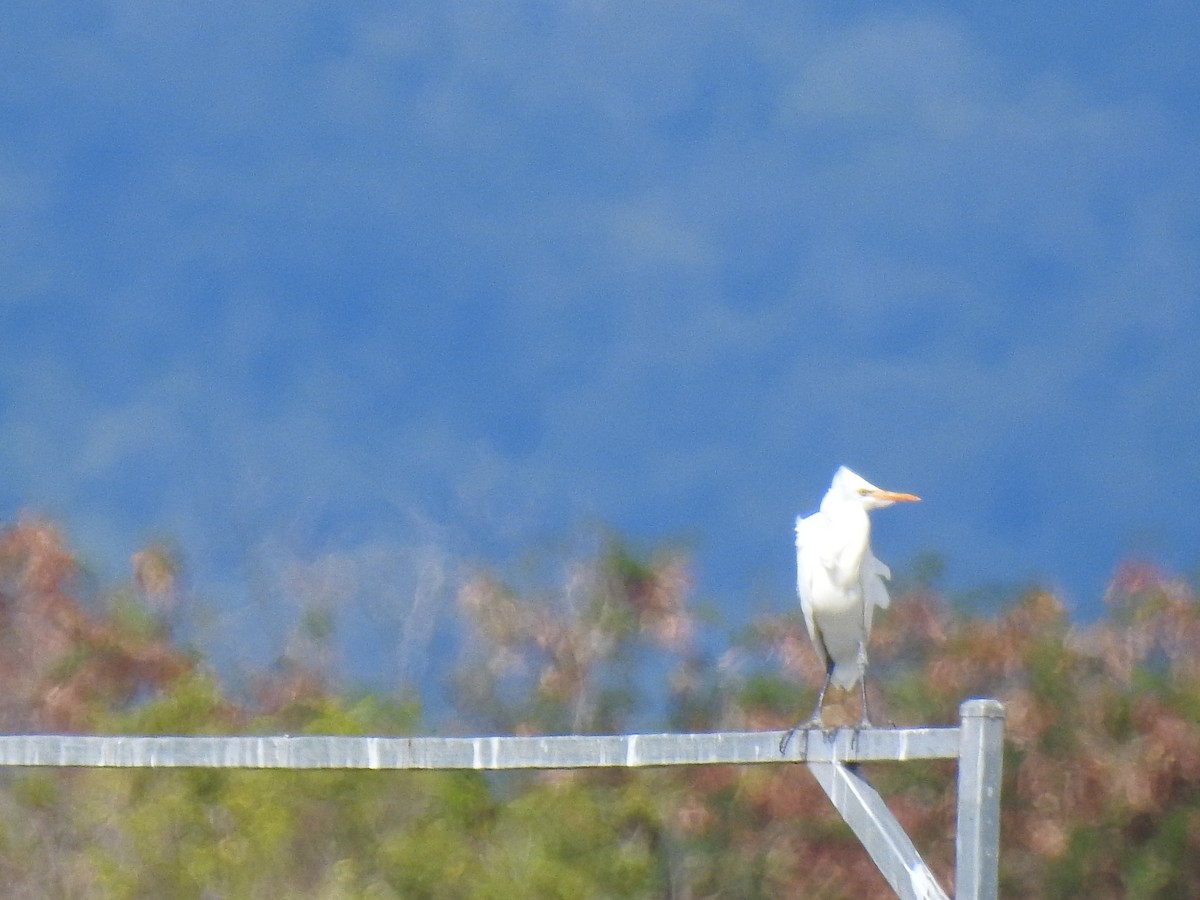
0, 518, 1198, 896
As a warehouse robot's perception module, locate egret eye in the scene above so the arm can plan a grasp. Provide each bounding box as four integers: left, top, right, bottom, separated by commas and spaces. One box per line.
857, 488, 871, 495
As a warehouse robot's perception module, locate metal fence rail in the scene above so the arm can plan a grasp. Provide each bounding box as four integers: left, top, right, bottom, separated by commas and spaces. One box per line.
0, 698, 1004, 900
0, 725, 958, 770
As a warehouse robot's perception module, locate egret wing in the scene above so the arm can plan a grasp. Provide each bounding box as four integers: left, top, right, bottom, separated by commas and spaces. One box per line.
860, 548, 892, 634
795, 513, 827, 661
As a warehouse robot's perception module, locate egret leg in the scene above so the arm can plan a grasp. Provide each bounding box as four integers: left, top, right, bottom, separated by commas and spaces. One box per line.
780, 659, 835, 755
847, 643, 875, 756
856, 643, 874, 728
859, 674, 873, 728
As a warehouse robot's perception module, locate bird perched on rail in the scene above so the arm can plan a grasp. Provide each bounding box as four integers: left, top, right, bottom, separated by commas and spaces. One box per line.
780, 466, 920, 754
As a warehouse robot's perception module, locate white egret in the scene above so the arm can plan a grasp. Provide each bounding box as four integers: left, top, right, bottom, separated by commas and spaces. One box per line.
780, 466, 920, 753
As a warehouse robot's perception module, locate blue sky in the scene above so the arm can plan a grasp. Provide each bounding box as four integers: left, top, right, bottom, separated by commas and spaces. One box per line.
2, 2, 1198, 684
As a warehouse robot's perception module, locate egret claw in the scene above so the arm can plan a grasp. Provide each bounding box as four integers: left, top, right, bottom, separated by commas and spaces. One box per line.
779, 715, 825, 755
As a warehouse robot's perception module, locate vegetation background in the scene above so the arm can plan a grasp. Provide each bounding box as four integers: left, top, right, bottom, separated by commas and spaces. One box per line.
0, 515, 1197, 898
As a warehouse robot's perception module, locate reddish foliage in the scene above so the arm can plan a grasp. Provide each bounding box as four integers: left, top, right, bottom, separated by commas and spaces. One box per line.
0, 517, 192, 731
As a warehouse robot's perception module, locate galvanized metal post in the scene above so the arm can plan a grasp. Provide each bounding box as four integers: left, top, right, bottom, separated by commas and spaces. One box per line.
955, 699, 1005, 900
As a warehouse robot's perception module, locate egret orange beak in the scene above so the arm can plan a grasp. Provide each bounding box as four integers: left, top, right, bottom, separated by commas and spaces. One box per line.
874, 491, 921, 503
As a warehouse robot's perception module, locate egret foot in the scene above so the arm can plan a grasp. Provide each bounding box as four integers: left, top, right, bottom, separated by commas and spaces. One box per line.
778, 722, 807, 755
779, 714, 832, 755
851, 723, 869, 754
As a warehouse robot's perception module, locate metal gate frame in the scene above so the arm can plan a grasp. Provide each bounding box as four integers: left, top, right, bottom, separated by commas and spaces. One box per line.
0, 697, 1003, 899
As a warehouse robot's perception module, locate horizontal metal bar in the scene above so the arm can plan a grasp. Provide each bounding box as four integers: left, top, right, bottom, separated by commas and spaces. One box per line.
0, 727, 960, 770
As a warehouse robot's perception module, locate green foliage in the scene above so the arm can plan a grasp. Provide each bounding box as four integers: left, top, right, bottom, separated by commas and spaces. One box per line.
107, 671, 228, 735
738, 671, 806, 716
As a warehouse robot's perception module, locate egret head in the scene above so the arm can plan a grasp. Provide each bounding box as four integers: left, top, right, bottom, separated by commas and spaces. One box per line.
831, 466, 921, 510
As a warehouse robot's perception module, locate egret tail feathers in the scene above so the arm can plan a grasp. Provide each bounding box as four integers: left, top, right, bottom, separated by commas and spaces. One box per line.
830, 657, 864, 690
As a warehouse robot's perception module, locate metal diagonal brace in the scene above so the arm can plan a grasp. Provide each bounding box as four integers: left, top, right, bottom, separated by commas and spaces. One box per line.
802, 699, 1005, 900
807, 760, 951, 900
